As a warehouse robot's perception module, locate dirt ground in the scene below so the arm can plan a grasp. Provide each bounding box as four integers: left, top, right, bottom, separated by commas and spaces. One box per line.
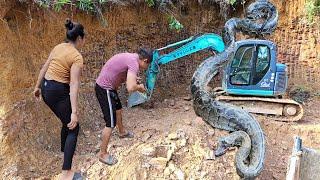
3, 95, 318, 180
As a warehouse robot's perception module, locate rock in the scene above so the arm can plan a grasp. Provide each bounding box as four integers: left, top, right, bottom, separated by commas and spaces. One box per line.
29, 166, 36, 172
95, 143, 101, 150
194, 117, 205, 125
169, 174, 176, 179
149, 157, 168, 170
174, 169, 185, 180
177, 129, 186, 139
168, 132, 179, 140
205, 150, 215, 160
184, 119, 192, 125
168, 161, 175, 171
167, 148, 175, 161
169, 100, 175, 107
207, 129, 215, 136
142, 163, 151, 168
37, 136, 44, 144
141, 146, 156, 157
164, 167, 171, 176
183, 148, 189, 153
142, 133, 152, 142
183, 106, 190, 111
178, 139, 187, 147
200, 171, 207, 178
183, 95, 192, 101
84, 131, 90, 138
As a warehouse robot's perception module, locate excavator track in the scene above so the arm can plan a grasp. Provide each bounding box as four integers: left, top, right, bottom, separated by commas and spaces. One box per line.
214, 94, 303, 122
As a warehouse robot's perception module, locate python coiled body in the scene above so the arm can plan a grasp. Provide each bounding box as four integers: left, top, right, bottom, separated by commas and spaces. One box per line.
191, 0, 278, 178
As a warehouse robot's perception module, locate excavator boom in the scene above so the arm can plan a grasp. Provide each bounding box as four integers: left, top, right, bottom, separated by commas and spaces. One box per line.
128, 33, 225, 107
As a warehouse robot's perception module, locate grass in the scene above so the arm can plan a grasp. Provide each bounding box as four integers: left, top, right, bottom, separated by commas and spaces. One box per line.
305, 0, 320, 23
31, 0, 243, 31
32, 0, 184, 31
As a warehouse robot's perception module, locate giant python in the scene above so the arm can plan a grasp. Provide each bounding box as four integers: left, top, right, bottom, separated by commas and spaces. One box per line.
191, 0, 278, 178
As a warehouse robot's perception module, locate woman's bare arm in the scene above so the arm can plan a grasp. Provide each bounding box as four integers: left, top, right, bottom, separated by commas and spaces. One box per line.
68, 64, 82, 129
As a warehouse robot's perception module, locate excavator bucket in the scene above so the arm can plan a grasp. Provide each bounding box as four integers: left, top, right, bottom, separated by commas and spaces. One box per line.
286, 136, 320, 180
127, 91, 148, 108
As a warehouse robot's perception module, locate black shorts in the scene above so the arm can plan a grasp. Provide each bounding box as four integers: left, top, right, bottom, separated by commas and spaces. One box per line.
95, 83, 122, 128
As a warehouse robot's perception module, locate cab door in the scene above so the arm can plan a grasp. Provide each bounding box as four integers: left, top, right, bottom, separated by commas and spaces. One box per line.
225, 42, 276, 96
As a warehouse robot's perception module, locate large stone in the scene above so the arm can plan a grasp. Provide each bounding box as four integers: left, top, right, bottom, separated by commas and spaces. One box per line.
183, 106, 190, 111
177, 129, 187, 139
169, 100, 175, 107
149, 157, 168, 170
164, 167, 171, 176
183, 95, 192, 101
205, 149, 215, 160
168, 132, 179, 140
142, 133, 152, 142
207, 129, 215, 136
141, 146, 156, 157
174, 169, 185, 180
168, 161, 175, 171
166, 148, 175, 161
178, 139, 187, 148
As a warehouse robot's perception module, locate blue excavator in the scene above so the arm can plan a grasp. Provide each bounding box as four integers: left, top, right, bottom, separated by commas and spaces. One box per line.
128, 33, 303, 122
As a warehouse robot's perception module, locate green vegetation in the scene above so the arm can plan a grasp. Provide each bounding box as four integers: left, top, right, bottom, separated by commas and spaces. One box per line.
33, 0, 183, 31
289, 85, 312, 103
32, 0, 241, 31
35, 0, 106, 12
229, 0, 237, 6
168, 15, 183, 31
145, 0, 155, 7
305, 0, 320, 23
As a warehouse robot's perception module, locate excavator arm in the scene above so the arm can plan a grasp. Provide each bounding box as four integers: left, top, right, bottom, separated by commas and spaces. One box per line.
128, 33, 225, 107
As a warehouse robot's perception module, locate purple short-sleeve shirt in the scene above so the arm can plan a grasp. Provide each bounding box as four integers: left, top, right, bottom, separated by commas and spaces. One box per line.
96, 53, 139, 90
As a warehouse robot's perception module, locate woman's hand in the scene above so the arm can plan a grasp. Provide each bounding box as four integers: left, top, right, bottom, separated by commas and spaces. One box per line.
33, 87, 41, 99
68, 113, 79, 130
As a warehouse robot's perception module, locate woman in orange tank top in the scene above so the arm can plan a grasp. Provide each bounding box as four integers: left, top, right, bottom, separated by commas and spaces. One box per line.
33, 19, 85, 180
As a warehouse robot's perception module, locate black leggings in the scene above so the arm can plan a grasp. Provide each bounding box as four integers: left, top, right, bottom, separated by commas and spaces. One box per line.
41, 79, 79, 170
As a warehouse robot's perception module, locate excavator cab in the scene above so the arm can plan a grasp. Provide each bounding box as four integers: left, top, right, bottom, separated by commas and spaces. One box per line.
223, 40, 288, 97
217, 40, 303, 122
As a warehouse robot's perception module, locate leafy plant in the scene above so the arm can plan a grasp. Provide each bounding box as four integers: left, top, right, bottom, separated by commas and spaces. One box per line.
229, 0, 237, 6
33, 0, 184, 31
145, 0, 155, 7
168, 15, 183, 31
35, 0, 50, 8
305, 0, 320, 23
77, 0, 94, 12
289, 85, 312, 104
35, 0, 108, 12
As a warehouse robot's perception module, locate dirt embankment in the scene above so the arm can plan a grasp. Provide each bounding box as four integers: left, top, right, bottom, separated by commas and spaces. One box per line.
0, 0, 319, 179
4, 98, 320, 179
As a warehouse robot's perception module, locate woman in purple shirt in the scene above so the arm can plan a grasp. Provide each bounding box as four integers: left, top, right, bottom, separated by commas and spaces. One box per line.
95, 48, 152, 165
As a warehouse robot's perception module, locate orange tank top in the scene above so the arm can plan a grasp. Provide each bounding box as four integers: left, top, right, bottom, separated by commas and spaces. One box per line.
45, 43, 83, 84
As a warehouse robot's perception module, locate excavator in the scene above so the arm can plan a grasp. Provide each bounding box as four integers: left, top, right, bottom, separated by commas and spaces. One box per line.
128, 33, 303, 122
